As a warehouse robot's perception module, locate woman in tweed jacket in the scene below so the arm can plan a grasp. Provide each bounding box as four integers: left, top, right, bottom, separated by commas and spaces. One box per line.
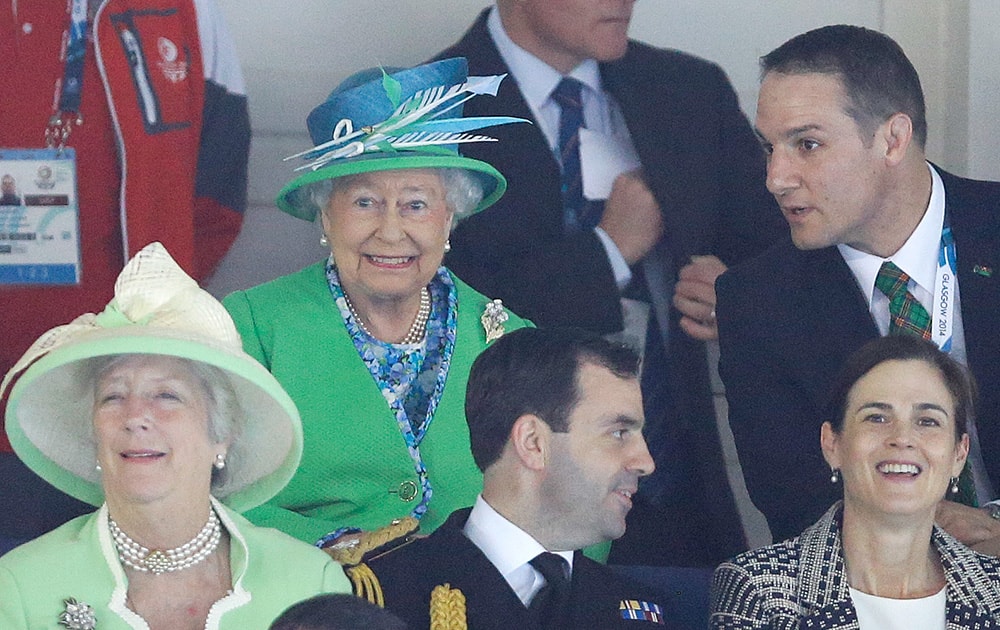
711, 336, 1000, 629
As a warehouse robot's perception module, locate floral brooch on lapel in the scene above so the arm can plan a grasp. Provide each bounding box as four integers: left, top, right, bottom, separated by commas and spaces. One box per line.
59, 598, 96, 629
481, 299, 508, 344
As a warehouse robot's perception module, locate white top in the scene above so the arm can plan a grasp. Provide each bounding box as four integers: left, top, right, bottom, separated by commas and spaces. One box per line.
486, 5, 637, 289
849, 586, 946, 630
463, 495, 574, 607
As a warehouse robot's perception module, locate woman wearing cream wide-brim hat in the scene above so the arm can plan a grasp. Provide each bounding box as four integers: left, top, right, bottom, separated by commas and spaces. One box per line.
222, 57, 532, 547
0, 243, 349, 630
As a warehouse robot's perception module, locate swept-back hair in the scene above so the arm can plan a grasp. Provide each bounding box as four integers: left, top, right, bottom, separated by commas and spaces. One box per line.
465, 327, 639, 471
761, 24, 927, 149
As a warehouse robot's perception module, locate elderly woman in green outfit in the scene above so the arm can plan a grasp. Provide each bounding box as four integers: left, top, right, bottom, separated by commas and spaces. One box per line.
222, 58, 532, 548
0, 243, 348, 629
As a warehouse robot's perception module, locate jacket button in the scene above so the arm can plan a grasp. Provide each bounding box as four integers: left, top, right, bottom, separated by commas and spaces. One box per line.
390, 480, 418, 502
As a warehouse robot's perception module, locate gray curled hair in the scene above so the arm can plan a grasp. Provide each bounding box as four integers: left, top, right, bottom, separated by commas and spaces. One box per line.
89, 355, 242, 491
306, 168, 484, 228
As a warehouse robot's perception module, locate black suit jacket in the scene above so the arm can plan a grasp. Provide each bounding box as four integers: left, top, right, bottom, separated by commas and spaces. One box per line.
369, 509, 677, 630
434, 8, 785, 566
716, 168, 1000, 541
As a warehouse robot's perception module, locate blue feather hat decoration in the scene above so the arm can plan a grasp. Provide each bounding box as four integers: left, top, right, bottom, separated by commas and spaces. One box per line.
277, 57, 529, 221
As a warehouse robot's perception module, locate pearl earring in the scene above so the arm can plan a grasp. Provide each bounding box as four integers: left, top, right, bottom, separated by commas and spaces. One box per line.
444, 239, 451, 254
950, 476, 959, 494
96, 461, 102, 472
214, 453, 226, 470
830, 468, 840, 484
320, 234, 329, 247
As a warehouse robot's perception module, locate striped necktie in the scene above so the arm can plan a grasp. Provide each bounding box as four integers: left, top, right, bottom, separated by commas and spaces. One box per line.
874, 261, 932, 340
551, 77, 595, 231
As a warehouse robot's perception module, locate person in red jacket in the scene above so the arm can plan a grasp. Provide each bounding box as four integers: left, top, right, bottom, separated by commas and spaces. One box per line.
0, 0, 250, 547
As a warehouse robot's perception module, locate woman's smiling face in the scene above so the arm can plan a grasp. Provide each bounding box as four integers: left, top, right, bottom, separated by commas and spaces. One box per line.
92, 355, 222, 508
822, 358, 969, 520
321, 168, 453, 306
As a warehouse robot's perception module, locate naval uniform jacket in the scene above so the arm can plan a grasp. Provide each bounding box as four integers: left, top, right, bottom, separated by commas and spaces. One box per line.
716, 168, 1000, 542
435, 7, 786, 567
369, 508, 676, 630
710, 503, 1000, 629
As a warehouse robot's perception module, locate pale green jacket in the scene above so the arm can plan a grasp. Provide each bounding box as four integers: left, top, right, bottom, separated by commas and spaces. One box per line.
0, 500, 349, 629
223, 263, 531, 543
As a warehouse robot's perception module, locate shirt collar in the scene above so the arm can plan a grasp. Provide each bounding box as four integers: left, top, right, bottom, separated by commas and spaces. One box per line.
839, 162, 946, 303
464, 494, 574, 582
487, 5, 602, 110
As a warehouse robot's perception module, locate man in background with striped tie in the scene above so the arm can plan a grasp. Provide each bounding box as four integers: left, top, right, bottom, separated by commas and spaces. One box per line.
433, 0, 785, 568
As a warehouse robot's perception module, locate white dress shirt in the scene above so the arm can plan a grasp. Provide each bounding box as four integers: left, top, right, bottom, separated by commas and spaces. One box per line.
463, 495, 574, 607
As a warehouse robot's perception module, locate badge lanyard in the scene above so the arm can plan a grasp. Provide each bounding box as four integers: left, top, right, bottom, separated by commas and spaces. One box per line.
931, 224, 957, 352
45, 0, 89, 150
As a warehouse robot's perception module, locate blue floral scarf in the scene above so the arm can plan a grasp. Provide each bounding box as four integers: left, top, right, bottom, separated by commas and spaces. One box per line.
325, 258, 457, 520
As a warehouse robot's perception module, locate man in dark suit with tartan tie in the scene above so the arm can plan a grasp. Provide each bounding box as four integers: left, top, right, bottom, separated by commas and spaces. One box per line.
717, 25, 1000, 552
433, 0, 785, 567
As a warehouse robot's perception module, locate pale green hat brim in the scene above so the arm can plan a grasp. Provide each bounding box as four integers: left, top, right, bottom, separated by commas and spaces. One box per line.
5, 328, 303, 513
276, 153, 507, 221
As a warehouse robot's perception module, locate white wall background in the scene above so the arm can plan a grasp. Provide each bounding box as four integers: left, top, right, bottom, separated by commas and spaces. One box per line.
207, 0, 1000, 295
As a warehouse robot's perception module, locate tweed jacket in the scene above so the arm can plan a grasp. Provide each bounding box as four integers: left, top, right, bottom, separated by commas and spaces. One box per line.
369, 508, 676, 630
710, 503, 1000, 629
0, 501, 349, 629
717, 167, 1000, 542
223, 264, 531, 544
435, 7, 786, 567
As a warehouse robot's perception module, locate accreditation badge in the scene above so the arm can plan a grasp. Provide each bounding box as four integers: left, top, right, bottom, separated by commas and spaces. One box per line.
0, 148, 81, 285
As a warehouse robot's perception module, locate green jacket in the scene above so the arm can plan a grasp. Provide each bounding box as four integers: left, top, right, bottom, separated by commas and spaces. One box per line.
0, 501, 349, 629
223, 263, 530, 543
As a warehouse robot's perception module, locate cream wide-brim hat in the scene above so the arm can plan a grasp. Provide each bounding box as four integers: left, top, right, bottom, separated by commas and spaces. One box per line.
2, 243, 302, 512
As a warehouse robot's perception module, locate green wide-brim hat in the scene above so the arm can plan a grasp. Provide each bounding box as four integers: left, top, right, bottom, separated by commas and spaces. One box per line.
276, 57, 527, 221
1, 243, 303, 512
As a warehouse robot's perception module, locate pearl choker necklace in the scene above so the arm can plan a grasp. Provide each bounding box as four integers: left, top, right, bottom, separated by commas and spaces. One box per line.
345, 286, 431, 345
109, 508, 221, 574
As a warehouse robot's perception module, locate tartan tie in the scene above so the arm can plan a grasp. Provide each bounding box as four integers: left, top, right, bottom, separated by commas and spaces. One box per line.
529, 552, 571, 627
874, 260, 977, 505
551, 78, 600, 231
874, 261, 932, 340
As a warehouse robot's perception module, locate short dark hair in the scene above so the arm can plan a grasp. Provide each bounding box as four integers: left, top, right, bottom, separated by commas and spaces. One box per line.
760, 24, 927, 149
465, 327, 640, 471
823, 335, 975, 440
269, 594, 408, 630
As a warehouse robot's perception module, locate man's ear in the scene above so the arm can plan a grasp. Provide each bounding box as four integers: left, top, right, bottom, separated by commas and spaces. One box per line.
881, 112, 914, 166
509, 413, 549, 471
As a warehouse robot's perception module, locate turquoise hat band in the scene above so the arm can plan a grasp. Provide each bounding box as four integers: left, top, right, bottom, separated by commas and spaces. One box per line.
276, 153, 507, 222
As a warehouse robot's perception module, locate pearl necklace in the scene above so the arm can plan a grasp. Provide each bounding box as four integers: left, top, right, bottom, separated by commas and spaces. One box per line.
345, 286, 431, 345
109, 508, 221, 575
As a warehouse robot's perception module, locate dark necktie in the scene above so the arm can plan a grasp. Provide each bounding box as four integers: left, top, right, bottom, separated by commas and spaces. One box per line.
874, 260, 977, 505
528, 552, 571, 627
551, 78, 600, 231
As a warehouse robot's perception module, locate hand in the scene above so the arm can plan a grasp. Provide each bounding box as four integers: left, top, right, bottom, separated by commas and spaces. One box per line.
674, 255, 727, 341
598, 170, 663, 265
935, 500, 1000, 553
